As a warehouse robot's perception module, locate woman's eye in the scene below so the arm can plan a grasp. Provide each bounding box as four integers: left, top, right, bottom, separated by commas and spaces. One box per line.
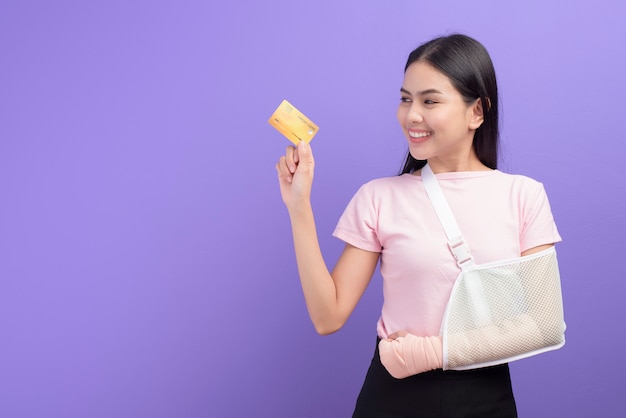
400, 97, 411, 103
424, 100, 437, 105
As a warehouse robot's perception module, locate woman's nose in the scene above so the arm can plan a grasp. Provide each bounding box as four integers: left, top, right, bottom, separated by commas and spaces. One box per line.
408, 104, 424, 123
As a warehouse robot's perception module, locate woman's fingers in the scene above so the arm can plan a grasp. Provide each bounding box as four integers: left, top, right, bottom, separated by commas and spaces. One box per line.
388, 330, 409, 340
276, 142, 315, 207
276, 156, 293, 184
285, 145, 297, 173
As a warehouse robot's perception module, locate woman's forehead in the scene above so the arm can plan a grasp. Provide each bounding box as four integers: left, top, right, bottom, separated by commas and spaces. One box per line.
402, 62, 456, 93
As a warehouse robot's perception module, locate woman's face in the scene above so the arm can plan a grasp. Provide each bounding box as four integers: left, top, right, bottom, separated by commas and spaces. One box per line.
397, 61, 484, 170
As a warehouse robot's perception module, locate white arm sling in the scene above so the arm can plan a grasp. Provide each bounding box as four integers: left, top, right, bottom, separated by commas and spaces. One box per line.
421, 164, 566, 371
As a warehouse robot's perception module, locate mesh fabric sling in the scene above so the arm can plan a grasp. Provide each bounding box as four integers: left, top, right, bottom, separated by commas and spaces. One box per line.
421, 164, 566, 370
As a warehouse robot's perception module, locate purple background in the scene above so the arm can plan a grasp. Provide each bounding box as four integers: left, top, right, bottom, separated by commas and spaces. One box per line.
1, 1, 624, 417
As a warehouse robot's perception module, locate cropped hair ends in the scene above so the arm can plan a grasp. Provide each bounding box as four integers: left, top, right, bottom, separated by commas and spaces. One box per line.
399, 34, 500, 174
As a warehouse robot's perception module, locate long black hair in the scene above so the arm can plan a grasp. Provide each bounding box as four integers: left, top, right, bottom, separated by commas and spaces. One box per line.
399, 34, 499, 174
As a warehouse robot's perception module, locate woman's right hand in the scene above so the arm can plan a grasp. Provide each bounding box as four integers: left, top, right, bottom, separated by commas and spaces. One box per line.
275, 141, 315, 212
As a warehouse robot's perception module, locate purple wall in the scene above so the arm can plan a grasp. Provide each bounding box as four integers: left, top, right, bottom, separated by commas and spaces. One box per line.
1, 1, 624, 417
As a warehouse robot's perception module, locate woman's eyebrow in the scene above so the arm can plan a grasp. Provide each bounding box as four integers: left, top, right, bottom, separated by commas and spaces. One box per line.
400, 87, 444, 95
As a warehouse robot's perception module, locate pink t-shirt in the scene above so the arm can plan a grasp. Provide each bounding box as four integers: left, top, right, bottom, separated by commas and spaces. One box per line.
333, 170, 562, 339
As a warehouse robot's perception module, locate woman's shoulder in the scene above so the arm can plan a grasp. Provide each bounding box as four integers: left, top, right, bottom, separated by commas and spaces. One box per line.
492, 170, 545, 188
490, 171, 550, 204
343, 174, 418, 206
357, 174, 418, 193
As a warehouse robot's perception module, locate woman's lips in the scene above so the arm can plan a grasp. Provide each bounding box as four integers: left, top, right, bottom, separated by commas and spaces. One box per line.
408, 130, 433, 143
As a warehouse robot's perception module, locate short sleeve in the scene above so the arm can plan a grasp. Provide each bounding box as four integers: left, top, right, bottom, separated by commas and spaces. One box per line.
332, 183, 382, 253
520, 182, 562, 252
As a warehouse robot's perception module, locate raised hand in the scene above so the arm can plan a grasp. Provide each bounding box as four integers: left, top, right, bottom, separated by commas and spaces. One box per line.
276, 141, 315, 213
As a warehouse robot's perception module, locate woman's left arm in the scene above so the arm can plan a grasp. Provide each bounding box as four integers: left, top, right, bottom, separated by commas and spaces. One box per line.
521, 243, 553, 256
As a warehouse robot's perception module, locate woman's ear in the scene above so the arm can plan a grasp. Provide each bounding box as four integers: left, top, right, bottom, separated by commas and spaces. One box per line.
469, 98, 487, 130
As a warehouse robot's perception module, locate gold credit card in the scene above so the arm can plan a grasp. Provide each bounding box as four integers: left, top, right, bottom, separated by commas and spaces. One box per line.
268, 99, 319, 145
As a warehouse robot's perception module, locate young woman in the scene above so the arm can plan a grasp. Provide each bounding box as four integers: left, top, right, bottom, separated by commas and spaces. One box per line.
275, 34, 561, 417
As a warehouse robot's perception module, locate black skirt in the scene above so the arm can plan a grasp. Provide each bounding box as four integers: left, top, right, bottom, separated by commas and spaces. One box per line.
352, 338, 518, 418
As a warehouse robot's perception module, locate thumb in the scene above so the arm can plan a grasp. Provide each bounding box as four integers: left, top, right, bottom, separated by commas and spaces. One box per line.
296, 141, 315, 171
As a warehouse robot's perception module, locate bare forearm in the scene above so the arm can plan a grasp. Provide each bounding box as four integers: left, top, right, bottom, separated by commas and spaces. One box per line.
288, 205, 342, 334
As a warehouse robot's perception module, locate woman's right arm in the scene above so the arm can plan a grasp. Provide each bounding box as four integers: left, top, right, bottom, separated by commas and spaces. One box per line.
276, 141, 379, 335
